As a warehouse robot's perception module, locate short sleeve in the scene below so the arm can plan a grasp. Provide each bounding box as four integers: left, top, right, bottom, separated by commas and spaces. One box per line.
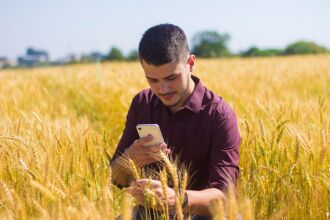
208, 109, 240, 192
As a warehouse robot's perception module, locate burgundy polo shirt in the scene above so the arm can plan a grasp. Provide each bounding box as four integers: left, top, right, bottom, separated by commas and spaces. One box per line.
111, 75, 240, 191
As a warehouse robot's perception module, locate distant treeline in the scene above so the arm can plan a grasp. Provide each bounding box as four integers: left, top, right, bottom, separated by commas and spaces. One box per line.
101, 30, 329, 62
240, 41, 329, 57
2, 30, 329, 69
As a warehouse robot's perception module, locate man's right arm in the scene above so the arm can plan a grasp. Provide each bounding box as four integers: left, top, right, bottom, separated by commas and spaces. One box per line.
110, 95, 140, 187
110, 150, 133, 187
110, 95, 170, 187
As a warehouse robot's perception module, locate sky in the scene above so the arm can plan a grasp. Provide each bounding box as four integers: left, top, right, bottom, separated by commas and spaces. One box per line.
1, 0, 330, 60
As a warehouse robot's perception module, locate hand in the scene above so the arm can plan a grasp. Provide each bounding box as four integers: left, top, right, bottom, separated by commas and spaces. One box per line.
126, 179, 176, 210
124, 135, 171, 167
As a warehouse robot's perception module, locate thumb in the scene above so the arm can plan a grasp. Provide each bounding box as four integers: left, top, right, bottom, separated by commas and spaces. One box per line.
125, 187, 134, 195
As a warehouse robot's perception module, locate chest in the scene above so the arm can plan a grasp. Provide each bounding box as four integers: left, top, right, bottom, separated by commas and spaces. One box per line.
137, 106, 213, 161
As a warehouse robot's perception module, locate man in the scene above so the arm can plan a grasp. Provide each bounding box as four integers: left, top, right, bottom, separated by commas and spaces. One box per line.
110, 24, 240, 219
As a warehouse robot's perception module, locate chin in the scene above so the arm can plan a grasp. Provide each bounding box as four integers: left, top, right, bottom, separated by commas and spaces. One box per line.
161, 100, 173, 106
162, 99, 181, 108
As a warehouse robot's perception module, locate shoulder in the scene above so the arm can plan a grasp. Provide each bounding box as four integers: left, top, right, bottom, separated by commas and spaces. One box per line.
202, 89, 240, 140
129, 88, 159, 116
132, 88, 156, 105
126, 89, 156, 122
202, 87, 236, 120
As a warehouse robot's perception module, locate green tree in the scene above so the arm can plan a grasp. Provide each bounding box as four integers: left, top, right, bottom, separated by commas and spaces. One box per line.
283, 41, 328, 55
127, 50, 139, 61
191, 31, 231, 58
241, 47, 283, 57
108, 47, 124, 61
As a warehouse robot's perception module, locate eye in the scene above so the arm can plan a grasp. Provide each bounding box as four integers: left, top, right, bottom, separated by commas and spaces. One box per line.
167, 76, 177, 81
147, 78, 158, 83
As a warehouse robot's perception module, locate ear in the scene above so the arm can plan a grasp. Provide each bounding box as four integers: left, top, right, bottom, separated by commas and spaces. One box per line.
188, 54, 196, 72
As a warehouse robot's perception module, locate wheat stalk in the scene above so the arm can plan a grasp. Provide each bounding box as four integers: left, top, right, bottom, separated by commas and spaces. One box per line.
209, 198, 225, 220
121, 192, 133, 220
30, 180, 56, 201
128, 158, 140, 180
227, 185, 238, 220
240, 198, 254, 220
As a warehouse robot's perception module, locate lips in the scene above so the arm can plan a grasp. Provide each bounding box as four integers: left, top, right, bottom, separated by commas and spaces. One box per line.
163, 94, 174, 100
160, 92, 176, 101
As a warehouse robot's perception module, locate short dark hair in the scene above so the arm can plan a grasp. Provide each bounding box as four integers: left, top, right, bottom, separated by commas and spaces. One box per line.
138, 24, 190, 66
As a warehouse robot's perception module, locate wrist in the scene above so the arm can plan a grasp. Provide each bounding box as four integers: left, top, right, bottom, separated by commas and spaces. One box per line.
182, 192, 188, 209
123, 148, 132, 159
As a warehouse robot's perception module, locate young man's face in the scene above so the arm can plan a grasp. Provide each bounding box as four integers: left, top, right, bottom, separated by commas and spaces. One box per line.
141, 55, 195, 112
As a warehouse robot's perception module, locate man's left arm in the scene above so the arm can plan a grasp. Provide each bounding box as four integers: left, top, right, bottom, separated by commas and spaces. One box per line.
184, 188, 225, 215
186, 110, 240, 215
208, 110, 240, 192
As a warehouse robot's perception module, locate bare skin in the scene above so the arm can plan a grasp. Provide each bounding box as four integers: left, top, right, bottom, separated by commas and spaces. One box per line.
126, 179, 225, 216
111, 135, 170, 186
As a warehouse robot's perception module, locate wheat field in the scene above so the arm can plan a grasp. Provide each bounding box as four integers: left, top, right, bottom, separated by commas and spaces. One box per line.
0, 55, 329, 219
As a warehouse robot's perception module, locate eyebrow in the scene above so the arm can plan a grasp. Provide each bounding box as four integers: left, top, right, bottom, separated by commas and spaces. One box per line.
146, 73, 178, 81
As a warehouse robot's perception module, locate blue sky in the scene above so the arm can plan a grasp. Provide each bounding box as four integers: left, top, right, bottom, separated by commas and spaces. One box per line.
1, 0, 329, 60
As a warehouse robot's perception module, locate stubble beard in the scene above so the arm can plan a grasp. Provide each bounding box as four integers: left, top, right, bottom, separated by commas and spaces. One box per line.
162, 74, 192, 109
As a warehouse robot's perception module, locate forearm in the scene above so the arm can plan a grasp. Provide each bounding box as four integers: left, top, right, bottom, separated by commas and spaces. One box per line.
185, 188, 225, 216
110, 155, 133, 187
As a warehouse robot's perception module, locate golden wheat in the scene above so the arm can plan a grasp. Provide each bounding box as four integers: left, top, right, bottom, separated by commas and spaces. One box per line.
0, 55, 329, 219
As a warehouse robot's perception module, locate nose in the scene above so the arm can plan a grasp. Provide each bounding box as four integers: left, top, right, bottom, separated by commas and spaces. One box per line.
159, 81, 170, 94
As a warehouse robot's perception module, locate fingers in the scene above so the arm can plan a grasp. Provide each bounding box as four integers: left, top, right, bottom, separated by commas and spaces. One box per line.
165, 149, 171, 154
126, 180, 154, 199
134, 135, 153, 146
131, 179, 162, 189
126, 139, 171, 167
150, 142, 166, 148
127, 179, 171, 210
125, 186, 134, 194
159, 143, 171, 154
133, 139, 169, 153
148, 143, 170, 154
127, 180, 161, 199
124, 136, 153, 161
126, 186, 145, 203
146, 145, 165, 156
126, 185, 143, 194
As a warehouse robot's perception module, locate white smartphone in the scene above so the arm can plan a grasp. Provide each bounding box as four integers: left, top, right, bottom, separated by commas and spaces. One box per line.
136, 124, 165, 147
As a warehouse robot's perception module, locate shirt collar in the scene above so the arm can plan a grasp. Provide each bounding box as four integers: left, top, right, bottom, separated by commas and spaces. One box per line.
153, 75, 204, 114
